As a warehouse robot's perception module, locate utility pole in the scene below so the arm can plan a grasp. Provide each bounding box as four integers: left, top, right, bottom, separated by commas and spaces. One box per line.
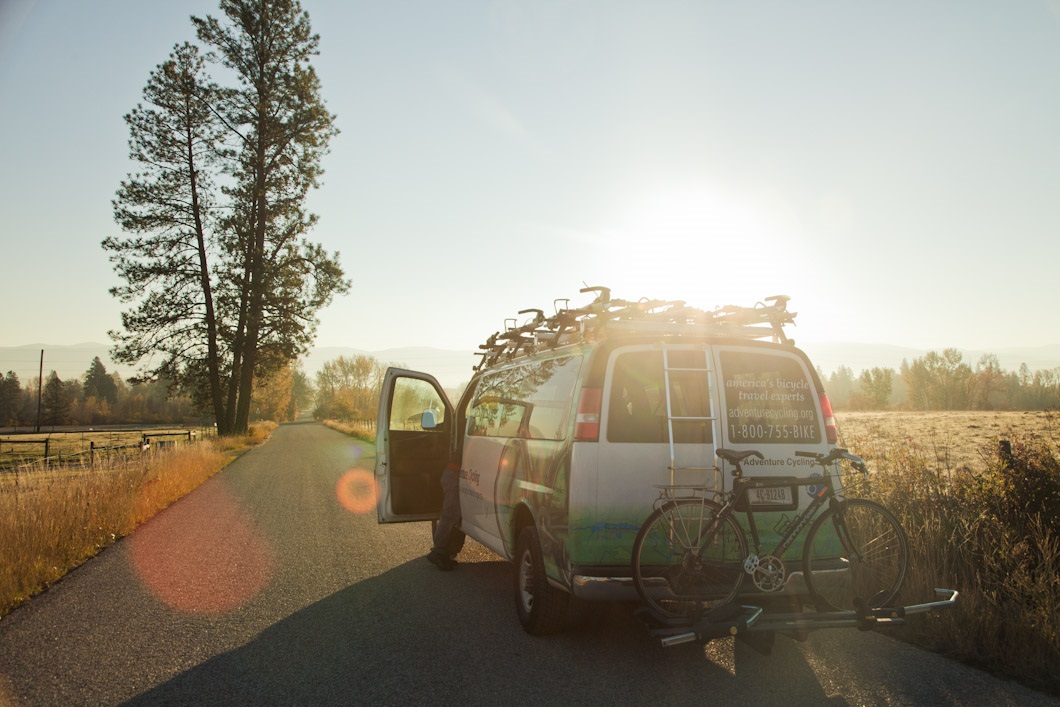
35, 349, 43, 433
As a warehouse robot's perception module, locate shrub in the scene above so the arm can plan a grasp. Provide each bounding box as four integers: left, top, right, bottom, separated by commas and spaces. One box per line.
844, 432, 1060, 694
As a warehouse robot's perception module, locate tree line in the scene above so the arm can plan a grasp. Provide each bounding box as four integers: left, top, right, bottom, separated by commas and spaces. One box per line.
0, 358, 195, 428
311, 354, 468, 422
5, 347, 1053, 429
307, 348, 1060, 420
103, 0, 346, 436
0, 357, 315, 429
823, 348, 1060, 411
312, 355, 386, 421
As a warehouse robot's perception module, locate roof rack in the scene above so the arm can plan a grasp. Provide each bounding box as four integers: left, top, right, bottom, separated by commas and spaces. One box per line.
473, 286, 797, 371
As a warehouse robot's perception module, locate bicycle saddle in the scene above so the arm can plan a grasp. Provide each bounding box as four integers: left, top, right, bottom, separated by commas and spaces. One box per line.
716, 448, 764, 464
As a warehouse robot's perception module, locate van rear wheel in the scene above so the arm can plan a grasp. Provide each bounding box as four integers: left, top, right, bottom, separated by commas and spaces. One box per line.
514, 525, 570, 635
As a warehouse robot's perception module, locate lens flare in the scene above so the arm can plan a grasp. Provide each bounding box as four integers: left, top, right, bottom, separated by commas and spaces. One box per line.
336, 468, 377, 514
129, 483, 273, 614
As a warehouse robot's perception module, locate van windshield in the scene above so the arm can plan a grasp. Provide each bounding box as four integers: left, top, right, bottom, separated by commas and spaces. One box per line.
720, 350, 821, 444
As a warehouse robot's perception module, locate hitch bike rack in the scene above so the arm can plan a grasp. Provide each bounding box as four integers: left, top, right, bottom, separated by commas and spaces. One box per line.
644, 588, 959, 650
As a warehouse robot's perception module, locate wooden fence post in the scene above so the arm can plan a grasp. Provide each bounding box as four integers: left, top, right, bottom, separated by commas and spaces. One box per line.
998, 439, 1012, 469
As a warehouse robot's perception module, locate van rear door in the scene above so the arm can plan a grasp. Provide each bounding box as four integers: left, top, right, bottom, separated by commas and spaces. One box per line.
715, 345, 829, 516
375, 367, 454, 523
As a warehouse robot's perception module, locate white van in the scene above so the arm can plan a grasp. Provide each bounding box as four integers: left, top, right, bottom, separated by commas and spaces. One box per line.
374, 289, 839, 635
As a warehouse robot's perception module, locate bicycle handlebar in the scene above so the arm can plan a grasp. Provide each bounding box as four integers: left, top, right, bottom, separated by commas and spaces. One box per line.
796, 448, 869, 476
716, 447, 868, 479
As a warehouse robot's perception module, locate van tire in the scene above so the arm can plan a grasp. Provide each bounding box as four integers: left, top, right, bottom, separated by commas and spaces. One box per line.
514, 525, 570, 635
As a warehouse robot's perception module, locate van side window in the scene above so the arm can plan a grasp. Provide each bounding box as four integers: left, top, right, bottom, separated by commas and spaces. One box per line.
607, 350, 712, 444
721, 351, 821, 444
388, 377, 446, 430
468, 356, 582, 440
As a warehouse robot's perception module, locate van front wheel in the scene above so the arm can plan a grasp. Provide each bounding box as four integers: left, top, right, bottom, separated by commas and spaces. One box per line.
514, 525, 570, 635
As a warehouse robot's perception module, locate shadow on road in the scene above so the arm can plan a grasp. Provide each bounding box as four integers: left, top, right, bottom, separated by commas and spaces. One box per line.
121, 555, 843, 707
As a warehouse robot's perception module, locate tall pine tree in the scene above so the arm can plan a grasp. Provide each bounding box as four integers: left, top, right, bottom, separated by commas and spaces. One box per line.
194, 0, 346, 433
41, 372, 71, 427
107, 2, 347, 434
83, 357, 119, 405
104, 42, 229, 429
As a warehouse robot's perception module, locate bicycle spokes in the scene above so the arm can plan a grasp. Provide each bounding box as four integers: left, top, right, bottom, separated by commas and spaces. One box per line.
632, 499, 747, 619
803, 499, 909, 611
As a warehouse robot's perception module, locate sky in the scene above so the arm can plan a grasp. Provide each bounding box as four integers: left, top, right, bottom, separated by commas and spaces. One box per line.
2, 0, 1059, 380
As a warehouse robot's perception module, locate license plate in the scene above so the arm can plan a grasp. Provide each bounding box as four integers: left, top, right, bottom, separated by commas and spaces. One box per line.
747, 486, 793, 505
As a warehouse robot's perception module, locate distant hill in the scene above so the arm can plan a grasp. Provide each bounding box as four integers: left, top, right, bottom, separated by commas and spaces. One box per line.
0, 344, 136, 384
799, 341, 1060, 376
1, 341, 1057, 389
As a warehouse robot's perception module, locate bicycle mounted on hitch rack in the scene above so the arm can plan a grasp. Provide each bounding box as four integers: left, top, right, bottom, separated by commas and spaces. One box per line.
632, 446, 959, 651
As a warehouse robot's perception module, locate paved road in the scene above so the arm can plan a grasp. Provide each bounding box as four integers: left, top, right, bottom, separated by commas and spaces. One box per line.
0, 422, 1054, 706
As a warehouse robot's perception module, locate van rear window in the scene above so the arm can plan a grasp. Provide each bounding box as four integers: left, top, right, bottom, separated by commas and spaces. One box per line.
607, 350, 712, 444
720, 351, 821, 444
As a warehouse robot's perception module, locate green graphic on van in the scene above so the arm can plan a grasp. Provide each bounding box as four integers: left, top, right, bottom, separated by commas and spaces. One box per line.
570, 512, 642, 564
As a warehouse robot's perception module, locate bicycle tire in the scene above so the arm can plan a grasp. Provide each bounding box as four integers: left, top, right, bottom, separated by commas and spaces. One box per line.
632, 498, 747, 621
802, 498, 909, 612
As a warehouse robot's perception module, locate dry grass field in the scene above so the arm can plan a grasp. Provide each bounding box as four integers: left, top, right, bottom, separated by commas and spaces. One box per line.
321, 418, 374, 442
0, 423, 274, 618
837, 410, 1058, 471
0, 427, 213, 470
834, 410, 1060, 695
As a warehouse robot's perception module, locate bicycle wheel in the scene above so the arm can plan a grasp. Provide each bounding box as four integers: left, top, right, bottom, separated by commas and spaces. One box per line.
803, 498, 909, 612
632, 498, 747, 620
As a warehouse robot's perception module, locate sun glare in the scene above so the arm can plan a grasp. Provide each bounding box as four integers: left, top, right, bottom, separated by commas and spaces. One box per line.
594, 182, 806, 309
129, 484, 273, 614
336, 469, 378, 514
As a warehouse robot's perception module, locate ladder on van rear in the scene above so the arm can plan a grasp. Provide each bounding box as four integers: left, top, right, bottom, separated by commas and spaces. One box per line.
661, 344, 721, 492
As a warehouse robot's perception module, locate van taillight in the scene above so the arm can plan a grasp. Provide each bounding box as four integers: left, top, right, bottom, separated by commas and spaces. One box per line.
574, 387, 602, 442
820, 393, 838, 444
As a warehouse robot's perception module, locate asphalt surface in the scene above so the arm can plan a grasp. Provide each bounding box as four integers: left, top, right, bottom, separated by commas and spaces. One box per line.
0, 421, 1055, 706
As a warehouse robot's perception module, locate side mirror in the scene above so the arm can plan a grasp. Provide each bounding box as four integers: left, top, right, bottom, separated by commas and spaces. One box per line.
421, 409, 439, 430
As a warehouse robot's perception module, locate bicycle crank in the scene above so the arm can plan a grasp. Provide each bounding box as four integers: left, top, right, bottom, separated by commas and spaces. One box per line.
749, 555, 786, 592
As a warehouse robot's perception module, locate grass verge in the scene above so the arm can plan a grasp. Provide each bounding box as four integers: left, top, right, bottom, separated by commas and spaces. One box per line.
322, 419, 375, 443
838, 415, 1060, 695
0, 422, 276, 618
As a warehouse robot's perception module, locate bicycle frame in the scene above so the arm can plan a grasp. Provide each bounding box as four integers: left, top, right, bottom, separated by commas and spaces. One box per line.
721, 472, 840, 564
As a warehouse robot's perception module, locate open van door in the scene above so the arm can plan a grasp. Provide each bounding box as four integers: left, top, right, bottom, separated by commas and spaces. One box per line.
375, 368, 454, 523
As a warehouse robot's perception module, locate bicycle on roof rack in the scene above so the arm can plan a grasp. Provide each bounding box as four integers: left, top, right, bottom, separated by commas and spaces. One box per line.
631, 447, 911, 626
473, 285, 797, 372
